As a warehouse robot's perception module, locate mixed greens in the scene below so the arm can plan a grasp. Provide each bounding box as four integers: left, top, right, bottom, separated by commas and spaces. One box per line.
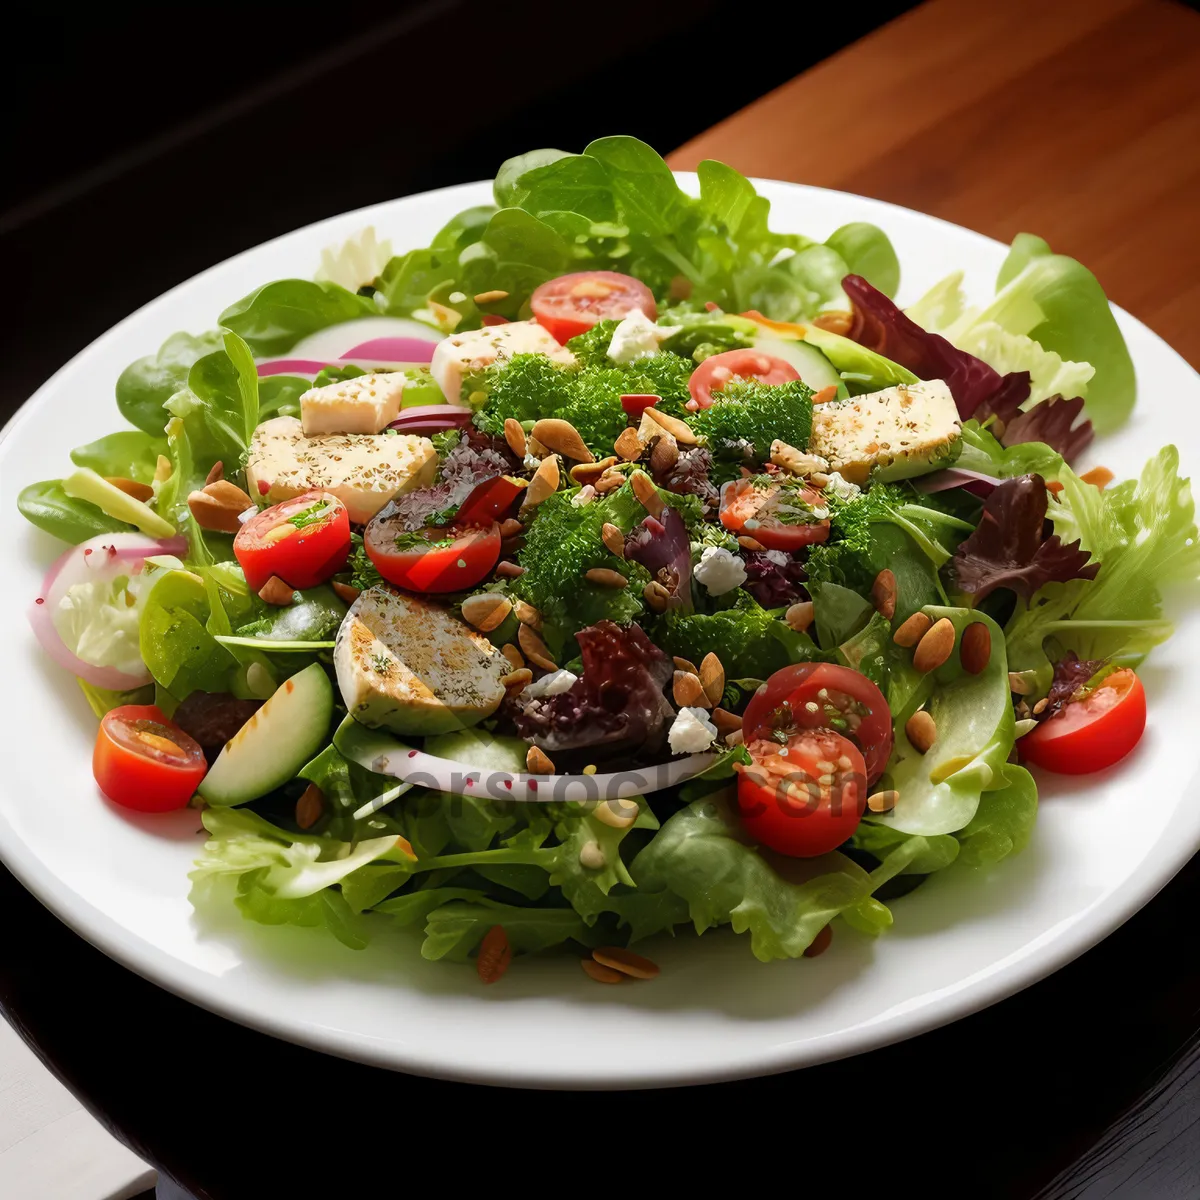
18, 136, 1198, 980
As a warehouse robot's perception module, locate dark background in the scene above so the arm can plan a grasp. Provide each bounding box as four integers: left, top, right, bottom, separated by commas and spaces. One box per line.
7, 3, 1200, 1198
1, 0, 916, 414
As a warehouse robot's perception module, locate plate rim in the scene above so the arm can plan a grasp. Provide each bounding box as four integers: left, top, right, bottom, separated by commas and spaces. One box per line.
3, 175, 1199, 1089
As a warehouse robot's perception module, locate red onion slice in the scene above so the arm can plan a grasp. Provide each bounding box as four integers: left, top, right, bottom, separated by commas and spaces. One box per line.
341, 337, 436, 364
387, 405, 473, 435
30, 533, 187, 690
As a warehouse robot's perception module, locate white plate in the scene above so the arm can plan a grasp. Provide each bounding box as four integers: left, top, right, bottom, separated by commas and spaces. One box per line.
2, 179, 1199, 1089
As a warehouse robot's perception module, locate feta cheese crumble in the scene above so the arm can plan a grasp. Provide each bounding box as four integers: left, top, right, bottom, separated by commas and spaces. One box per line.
824, 471, 862, 501
668, 706, 719, 754
693, 546, 747, 596
606, 308, 682, 365
523, 669, 578, 699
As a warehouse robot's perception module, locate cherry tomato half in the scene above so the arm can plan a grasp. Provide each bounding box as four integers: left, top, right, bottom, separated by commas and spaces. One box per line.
742, 662, 894, 785
734, 730, 867, 857
364, 514, 501, 593
234, 490, 351, 593
687, 349, 800, 410
93, 705, 207, 812
719, 478, 830, 552
455, 475, 527, 526
621, 393, 660, 418
530, 271, 657, 344
1020, 668, 1146, 775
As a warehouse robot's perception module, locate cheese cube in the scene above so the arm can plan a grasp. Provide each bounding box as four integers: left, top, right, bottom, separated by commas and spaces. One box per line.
300, 372, 406, 436
808, 380, 962, 483
430, 320, 575, 403
245, 416, 436, 524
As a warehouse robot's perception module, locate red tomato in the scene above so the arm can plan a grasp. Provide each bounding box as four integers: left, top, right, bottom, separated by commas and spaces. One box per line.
734, 730, 867, 857
530, 271, 657, 344
456, 475, 527, 526
687, 349, 800, 410
1020, 668, 1146, 774
234, 491, 351, 593
742, 662, 894, 785
93, 705, 207, 812
719, 478, 830, 552
364, 516, 501, 593
621, 393, 660, 418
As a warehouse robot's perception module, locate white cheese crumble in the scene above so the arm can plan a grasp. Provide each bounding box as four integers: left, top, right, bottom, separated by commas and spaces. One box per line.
824, 471, 862, 501
570, 485, 597, 507
668, 706, 719, 754
524, 669, 579, 699
606, 308, 682, 365
693, 546, 747, 596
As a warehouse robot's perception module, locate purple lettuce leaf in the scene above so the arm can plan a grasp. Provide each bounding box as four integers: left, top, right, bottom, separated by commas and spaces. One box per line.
650, 443, 719, 516
625, 505, 694, 613
741, 549, 809, 607
952, 474, 1098, 600
843, 274, 1031, 419
1038, 651, 1106, 722
510, 621, 673, 758
1001, 395, 1094, 463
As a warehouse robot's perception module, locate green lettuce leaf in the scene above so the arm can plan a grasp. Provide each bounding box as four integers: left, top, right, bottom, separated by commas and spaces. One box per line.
955, 764, 1038, 868
908, 269, 1095, 405
422, 901, 595, 963
881, 606, 1015, 837
615, 794, 935, 961
1005, 445, 1199, 682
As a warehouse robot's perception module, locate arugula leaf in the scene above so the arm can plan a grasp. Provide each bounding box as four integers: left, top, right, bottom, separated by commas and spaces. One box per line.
218, 279, 377, 357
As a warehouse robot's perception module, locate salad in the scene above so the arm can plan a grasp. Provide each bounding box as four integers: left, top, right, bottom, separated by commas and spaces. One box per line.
19, 136, 1199, 982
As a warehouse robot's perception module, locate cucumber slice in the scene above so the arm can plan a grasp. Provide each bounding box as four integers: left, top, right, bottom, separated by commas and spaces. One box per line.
424, 728, 529, 773
198, 663, 334, 805
753, 335, 842, 395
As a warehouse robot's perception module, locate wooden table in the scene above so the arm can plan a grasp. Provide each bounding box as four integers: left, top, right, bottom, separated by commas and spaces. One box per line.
670, 0, 1200, 368
4, 4, 1200, 1198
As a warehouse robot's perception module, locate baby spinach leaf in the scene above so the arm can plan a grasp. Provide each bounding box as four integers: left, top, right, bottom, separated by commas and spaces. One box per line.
825, 222, 901, 299
218, 279, 376, 357
115, 329, 224, 435
583, 135, 688, 237
17, 480, 127, 543
70, 430, 167, 482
